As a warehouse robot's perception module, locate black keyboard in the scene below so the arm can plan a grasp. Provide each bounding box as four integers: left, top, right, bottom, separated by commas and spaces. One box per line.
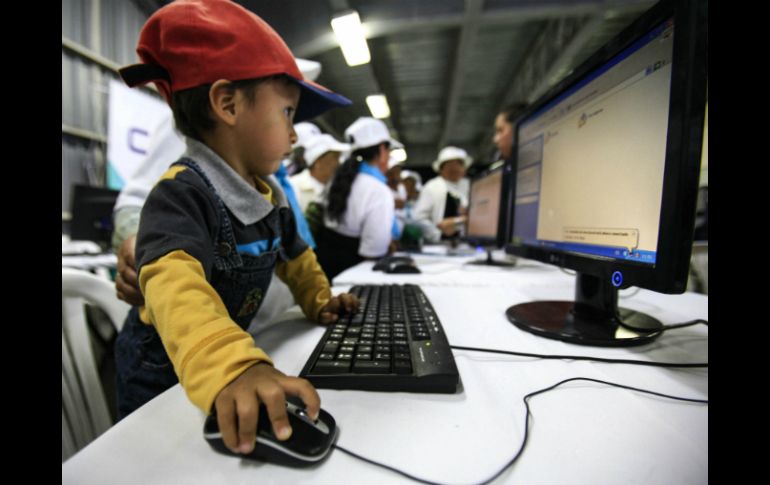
299, 284, 460, 393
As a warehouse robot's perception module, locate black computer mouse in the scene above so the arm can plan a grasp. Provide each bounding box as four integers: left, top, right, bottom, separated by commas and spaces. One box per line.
386, 261, 421, 274
203, 397, 338, 467
373, 256, 414, 271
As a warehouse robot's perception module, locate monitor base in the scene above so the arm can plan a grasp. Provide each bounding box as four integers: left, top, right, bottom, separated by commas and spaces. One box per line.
468, 249, 516, 267
506, 301, 662, 347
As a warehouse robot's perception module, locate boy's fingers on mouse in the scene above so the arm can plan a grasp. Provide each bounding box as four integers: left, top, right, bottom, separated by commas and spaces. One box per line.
235, 398, 259, 454
284, 379, 321, 421
260, 390, 291, 441
215, 401, 239, 453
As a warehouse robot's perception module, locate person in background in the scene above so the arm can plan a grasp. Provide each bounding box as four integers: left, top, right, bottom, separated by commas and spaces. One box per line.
401, 170, 422, 205
284, 121, 321, 176
315, 117, 402, 280
493, 102, 528, 161
113, 0, 356, 456
289, 133, 349, 213
385, 155, 407, 210
412, 146, 473, 243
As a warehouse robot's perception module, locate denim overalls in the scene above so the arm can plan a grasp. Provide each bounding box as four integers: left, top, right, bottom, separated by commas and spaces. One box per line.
115, 159, 284, 419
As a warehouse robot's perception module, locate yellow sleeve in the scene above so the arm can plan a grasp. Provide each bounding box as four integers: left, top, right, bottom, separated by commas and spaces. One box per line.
139, 250, 273, 413
275, 248, 332, 321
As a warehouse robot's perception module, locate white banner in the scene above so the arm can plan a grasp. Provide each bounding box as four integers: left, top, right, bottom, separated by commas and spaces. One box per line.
106, 80, 172, 189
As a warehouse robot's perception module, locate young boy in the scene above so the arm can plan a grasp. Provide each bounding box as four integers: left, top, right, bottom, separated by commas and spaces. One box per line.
114, 0, 356, 456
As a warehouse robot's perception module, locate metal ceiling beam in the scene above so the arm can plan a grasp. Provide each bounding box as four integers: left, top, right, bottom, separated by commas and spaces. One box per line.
293, 0, 654, 58
475, 14, 603, 161
437, 0, 483, 151
526, 14, 607, 103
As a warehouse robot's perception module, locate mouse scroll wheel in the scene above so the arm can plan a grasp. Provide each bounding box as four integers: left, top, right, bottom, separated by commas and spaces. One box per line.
294, 407, 315, 423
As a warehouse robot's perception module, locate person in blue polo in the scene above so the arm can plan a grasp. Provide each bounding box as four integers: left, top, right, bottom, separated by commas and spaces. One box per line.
113, 0, 357, 456
315, 117, 403, 280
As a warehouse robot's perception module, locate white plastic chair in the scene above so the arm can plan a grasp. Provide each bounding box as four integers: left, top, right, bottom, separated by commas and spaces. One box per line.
62, 268, 130, 461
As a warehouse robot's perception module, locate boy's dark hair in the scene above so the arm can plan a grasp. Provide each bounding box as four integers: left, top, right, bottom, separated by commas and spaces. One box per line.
326, 144, 386, 222
171, 75, 284, 141
500, 102, 528, 123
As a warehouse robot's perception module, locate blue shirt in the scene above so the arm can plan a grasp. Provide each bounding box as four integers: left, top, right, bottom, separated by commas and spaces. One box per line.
275, 164, 316, 249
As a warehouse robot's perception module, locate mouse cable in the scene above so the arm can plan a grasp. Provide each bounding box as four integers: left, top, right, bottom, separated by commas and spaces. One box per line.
333, 377, 707, 485
450, 345, 707, 368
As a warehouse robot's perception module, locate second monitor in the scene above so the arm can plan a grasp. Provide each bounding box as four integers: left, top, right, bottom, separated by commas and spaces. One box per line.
465, 163, 516, 266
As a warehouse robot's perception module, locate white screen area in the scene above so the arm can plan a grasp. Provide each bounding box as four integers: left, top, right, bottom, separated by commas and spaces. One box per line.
515, 22, 674, 260
468, 170, 503, 238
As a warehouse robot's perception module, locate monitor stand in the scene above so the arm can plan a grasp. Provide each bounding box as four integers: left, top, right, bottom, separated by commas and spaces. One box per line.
468, 249, 516, 267
505, 272, 662, 347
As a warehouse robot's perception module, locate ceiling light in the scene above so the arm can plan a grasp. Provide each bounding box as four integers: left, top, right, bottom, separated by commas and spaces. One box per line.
366, 94, 391, 119
331, 11, 371, 66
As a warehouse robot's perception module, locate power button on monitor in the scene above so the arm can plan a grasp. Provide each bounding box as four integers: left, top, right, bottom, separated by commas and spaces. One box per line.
612, 271, 623, 287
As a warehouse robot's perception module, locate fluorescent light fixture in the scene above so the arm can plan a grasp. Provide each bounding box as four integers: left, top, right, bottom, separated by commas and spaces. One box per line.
331, 11, 371, 66
391, 148, 407, 163
366, 94, 391, 119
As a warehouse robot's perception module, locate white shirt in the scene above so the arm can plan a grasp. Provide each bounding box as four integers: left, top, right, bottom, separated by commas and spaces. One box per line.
114, 115, 186, 211
324, 172, 394, 258
288, 169, 326, 214
413, 177, 469, 224
412, 176, 470, 242
391, 183, 407, 202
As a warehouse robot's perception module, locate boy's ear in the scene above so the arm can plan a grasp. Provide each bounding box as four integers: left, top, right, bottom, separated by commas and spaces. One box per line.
208, 79, 238, 126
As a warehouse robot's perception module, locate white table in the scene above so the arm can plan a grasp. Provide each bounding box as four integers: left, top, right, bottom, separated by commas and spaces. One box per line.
63, 257, 708, 485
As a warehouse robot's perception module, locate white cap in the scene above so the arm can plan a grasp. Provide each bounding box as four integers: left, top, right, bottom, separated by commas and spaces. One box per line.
387, 154, 405, 170
401, 170, 423, 190
296, 58, 321, 81
344, 117, 404, 152
293, 122, 322, 149
432, 146, 473, 173
304, 134, 351, 167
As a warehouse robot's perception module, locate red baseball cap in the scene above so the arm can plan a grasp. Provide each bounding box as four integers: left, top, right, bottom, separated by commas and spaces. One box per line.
118, 0, 351, 122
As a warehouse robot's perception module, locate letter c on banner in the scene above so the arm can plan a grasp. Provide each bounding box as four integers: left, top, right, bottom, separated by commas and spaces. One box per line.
128, 128, 149, 155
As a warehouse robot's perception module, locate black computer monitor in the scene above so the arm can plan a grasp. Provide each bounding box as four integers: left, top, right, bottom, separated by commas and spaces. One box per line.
465, 163, 515, 266
503, 0, 707, 346
70, 184, 121, 249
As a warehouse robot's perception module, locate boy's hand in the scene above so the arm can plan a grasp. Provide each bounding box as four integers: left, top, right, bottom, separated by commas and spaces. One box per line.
318, 293, 359, 324
214, 362, 320, 455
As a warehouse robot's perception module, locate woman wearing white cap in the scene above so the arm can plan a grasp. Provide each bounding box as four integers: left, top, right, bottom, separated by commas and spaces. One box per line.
315, 117, 403, 280
288, 133, 350, 213
412, 146, 473, 242
284, 121, 321, 175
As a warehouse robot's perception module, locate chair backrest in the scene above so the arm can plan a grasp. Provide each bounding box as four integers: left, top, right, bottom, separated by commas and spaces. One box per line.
62, 268, 130, 461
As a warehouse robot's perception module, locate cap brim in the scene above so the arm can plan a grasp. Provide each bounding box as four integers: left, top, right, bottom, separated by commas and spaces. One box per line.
432, 156, 472, 172
389, 139, 404, 150
292, 78, 352, 123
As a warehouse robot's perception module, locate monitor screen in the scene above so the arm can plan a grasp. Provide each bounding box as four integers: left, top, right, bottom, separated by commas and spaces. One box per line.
70, 184, 120, 249
467, 166, 504, 243
504, 0, 707, 346
465, 164, 517, 267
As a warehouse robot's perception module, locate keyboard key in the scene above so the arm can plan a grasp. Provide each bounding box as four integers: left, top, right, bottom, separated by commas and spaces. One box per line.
313, 360, 351, 374
352, 360, 391, 374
